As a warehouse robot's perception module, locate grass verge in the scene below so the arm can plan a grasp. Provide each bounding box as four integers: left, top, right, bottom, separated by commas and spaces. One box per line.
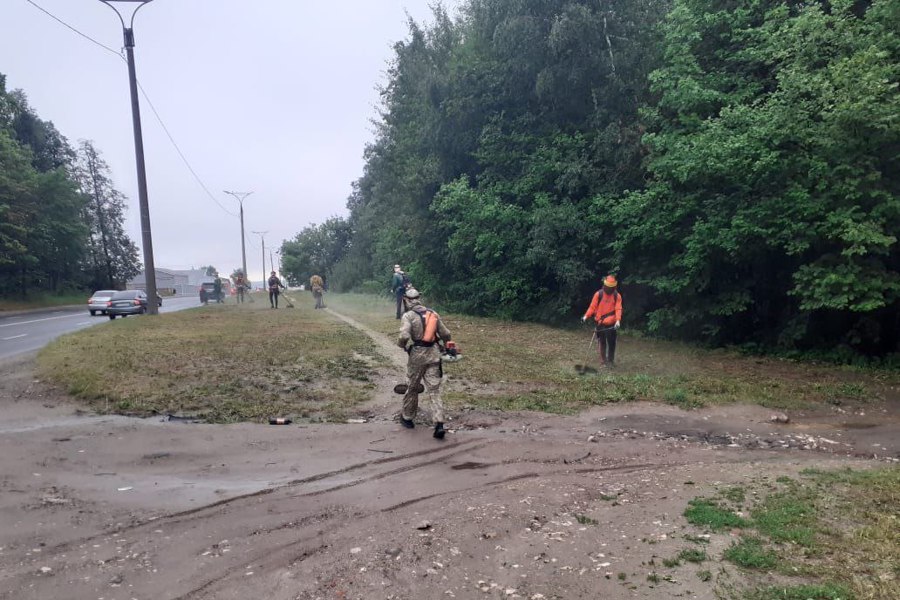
682, 466, 899, 600
37, 299, 384, 423
325, 294, 896, 414
0, 292, 88, 312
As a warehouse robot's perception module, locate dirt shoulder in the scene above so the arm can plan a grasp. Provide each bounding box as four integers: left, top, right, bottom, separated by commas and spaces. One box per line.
0, 300, 897, 600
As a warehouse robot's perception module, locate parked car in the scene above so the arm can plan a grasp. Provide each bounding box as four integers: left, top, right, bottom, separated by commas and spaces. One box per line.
107, 290, 160, 319
88, 290, 118, 316
199, 282, 223, 304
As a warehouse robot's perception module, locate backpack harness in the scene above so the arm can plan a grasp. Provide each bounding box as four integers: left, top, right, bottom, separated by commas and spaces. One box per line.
411, 308, 440, 347
595, 289, 620, 323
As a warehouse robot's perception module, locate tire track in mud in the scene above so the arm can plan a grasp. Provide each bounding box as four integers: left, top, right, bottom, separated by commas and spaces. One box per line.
0, 439, 495, 599
0, 438, 486, 584
153, 458, 739, 599
380, 461, 661, 512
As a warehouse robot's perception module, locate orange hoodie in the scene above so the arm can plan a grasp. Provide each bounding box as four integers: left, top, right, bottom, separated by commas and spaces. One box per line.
584, 290, 622, 326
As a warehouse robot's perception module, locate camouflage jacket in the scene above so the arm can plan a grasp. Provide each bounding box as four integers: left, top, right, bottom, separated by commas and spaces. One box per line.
398, 299, 451, 366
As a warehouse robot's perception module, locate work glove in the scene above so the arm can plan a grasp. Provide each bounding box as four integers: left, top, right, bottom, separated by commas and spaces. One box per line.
581, 316, 587, 323
614, 321, 621, 329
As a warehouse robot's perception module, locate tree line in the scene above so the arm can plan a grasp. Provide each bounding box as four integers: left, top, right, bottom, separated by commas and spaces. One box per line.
0, 73, 140, 297
280, 0, 897, 358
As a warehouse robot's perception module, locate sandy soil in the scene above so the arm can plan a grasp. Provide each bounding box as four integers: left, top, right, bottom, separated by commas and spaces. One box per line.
1, 310, 897, 600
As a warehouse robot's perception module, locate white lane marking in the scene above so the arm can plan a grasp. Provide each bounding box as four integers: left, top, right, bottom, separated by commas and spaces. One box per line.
2, 334, 27, 340
0, 314, 81, 328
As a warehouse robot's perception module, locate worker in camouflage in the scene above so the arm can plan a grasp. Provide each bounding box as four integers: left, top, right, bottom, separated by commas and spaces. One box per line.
309, 274, 325, 309
397, 287, 452, 439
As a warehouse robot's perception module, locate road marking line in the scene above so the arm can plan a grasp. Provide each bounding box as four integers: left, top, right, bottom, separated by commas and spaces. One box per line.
0, 314, 81, 328
2, 334, 27, 340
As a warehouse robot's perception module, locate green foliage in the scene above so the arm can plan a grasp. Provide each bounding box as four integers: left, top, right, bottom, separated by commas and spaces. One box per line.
314, 0, 899, 357
615, 0, 900, 353
742, 583, 852, 600
280, 217, 351, 288
683, 498, 749, 530
677, 548, 707, 563
751, 489, 817, 547
0, 73, 139, 297
724, 536, 779, 570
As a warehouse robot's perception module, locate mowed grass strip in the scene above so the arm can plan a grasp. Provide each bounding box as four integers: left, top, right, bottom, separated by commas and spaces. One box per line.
326, 294, 895, 413
38, 298, 383, 423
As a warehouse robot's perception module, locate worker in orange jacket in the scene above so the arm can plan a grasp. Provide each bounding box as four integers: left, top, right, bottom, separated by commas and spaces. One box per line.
582, 275, 623, 367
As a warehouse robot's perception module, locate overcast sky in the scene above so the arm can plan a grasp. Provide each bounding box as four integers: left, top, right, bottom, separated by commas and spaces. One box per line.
2, 0, 455, 285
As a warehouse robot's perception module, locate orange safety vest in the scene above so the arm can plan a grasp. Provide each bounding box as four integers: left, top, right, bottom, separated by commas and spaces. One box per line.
584, 290, 622, 326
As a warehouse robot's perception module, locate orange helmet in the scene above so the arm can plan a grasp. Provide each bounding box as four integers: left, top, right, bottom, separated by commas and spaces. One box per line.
603, 275, 617, 288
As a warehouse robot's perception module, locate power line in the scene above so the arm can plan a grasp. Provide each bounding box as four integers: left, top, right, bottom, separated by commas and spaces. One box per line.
135, 80, 237, 217
24, 0, 122, 59
23, 0, 237, 218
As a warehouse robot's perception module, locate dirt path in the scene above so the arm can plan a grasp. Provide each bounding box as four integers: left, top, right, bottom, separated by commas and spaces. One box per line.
1, 315, 897, 599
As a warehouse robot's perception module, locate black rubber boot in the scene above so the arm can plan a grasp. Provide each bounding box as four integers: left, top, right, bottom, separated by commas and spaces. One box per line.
400, 417, 415, 429
433, 422, 445, 439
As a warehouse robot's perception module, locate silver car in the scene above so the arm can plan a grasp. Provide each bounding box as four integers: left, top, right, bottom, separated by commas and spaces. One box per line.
88, 290, 118, 316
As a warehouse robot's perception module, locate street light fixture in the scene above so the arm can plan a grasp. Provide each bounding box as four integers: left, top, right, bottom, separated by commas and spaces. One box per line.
224, 190, 253, 295
99, 0, 158, 314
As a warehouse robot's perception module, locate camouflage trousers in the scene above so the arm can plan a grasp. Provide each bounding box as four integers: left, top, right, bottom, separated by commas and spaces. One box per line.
402, 361, 444, 424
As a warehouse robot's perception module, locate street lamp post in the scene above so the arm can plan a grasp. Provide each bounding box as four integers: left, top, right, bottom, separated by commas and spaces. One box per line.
253, 230, 269, 283
99, 0, 158, 314
224, 190, 253, 296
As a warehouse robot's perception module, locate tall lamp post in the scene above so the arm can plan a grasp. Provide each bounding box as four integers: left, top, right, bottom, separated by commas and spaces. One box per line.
99, 0, 158, 314
224, 190, 253, 292
252, 230, 269, 281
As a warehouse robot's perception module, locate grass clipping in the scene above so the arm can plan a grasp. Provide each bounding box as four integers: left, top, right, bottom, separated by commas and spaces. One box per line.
37, 302, 382, 423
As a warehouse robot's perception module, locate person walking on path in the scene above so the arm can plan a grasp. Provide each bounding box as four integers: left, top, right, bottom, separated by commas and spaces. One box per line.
268, 271, 285, 309
310, 274, 325, 309
582, 275, 623, 367
397, 287, 453, 439
390, 264, 410, 319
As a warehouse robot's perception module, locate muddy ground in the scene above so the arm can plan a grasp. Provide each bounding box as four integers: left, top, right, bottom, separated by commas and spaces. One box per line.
1, 309, 898, 600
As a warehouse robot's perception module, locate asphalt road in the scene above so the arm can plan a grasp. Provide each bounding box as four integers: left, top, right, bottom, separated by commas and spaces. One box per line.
0, 295, 200, 361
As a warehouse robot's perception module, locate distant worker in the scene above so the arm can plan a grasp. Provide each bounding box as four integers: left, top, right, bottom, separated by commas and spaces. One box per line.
310, 274, 325, 309
582, 275, 623, 367
235, 274, 246, 304
268, 271, 285, 309
398, 287, 452, 440
390, 264, 411, 319
213, 278, 223, 303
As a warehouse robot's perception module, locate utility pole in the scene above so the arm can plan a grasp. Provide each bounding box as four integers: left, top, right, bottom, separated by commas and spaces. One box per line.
99, 0, 158, 314
253, 231, 269, 282
224, 190, 253, 295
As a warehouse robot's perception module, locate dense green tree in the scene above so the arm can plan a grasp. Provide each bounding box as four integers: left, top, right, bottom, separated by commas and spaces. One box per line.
298, 0, 899, 356
281, 217, 352, 288
73, 140, 141, 290
610, 0, 899, 352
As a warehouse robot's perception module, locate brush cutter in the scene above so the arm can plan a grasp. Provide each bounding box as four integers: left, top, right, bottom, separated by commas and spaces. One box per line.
280, 290, 296, 308
575, 329, 598, 375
